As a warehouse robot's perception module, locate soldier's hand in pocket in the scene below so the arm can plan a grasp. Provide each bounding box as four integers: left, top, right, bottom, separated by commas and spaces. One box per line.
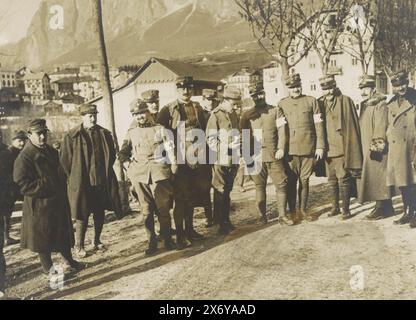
275, 149, 285, 160
315, 148, 324, 160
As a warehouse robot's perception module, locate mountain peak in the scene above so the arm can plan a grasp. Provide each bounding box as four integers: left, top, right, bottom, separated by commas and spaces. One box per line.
0, 0, 251, 69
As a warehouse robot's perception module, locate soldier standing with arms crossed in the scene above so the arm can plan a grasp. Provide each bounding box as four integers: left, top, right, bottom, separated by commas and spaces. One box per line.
277, 74, 325, 222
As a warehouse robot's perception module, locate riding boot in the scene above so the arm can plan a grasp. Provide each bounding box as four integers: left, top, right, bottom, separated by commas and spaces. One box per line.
277, 189, 292, 225
328, 182, 341, 217
300, 181, 311, 221
4, 216, 19, 246
395, 188, 413, 225
341, 184, 352, 220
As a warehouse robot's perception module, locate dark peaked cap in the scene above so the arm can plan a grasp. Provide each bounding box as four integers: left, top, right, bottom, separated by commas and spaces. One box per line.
391, 70, 409, 87
28, 119, 49, 133
284, 73, 302, 88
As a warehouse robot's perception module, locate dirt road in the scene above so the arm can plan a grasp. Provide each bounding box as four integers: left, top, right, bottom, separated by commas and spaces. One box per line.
4, 177, 416, 300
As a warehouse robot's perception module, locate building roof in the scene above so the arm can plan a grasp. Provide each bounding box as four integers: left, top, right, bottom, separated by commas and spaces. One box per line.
0, 68, 17, 73
52, 76, 97, 84
229, 67, 262, 77
23, 72, 48, 81
40, 100, 62, 107
60, 93, 85, 103
88, 57, 223, 103
50, 68, 80, 75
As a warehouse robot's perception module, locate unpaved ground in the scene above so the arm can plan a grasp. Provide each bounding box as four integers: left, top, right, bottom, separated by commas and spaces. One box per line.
3, 177, 416, 300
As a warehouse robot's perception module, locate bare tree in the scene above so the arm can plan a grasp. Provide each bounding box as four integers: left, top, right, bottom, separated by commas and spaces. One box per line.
375, 0, 416, 74
341, 2, 377, 75
235, 0, 348, 82
296, 0, 351, 75
91, 0, 129, 214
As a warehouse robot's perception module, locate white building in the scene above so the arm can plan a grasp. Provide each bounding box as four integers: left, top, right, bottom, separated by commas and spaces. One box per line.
22, 72, 52, 105
0, 67, 17, 89
223, 67, 262, 100
89, 57, 221, 145
263, 10, 375, 107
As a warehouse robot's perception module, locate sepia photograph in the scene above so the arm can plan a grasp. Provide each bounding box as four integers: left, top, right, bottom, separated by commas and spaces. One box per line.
0, 0, 416, 307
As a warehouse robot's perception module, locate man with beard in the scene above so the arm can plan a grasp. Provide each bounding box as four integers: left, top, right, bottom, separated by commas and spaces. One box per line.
206, 87, 241, 235
277, 73, 325, 222
13, 120, 82, 280
383, 71, 416, 227
240, 82, 290, 225
142, 90, 160, 122
356, 75, 395, 220
61, 104, 123, 258
2, 131, 27, 246
119, 100, 176, 254
319, 75, 363, 220
157, 76, 207, 249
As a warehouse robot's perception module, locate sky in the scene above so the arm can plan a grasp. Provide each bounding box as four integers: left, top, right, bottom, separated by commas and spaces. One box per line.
0, 0, 42, 45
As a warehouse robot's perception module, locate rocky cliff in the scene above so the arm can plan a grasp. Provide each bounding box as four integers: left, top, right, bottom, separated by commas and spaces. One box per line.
1, 0, 255, 68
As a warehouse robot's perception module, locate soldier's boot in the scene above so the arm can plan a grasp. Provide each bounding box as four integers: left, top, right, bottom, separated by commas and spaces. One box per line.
158, 226, 175, 251
341, 185, 353, 220
277, 190, 292, 225
184, 208, 204, 241
145, 232, 158, 256
93, 211, 106, 251
328, 183, 341, 217
205, 205, 214, 228
222, 193, 235, 231
409, 208, 416, 229
4, 216, 19, 246
407, 189, 416, 228
394, 207, 412, 225
287, 176, 297, 215
366, 201, 385, 220
203, 193, 214, 228
176, 231, 191, 251
212, 190, 221, 226
300, 181, 313, 222
382, 199, 395, 218
164, 236, 176, 251
74, 220, 88, 258
256, 200, 268, 225
395, 189, 413, 225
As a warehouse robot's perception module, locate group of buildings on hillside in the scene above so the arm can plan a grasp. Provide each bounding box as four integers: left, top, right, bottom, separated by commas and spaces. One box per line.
0, 63, 132, 117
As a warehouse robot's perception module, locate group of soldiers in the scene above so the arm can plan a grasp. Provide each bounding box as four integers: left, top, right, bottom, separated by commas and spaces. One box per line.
0, 67, 415, 298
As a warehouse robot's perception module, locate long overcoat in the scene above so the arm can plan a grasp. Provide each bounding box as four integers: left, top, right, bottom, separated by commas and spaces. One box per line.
357, 93, 394, 203
385, 88, 416, 187
0, 143, 10, 214
320, 91, 363, 171
13, 142, 74, 253
158, 100, 211, 205
60, 124, 123, 220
